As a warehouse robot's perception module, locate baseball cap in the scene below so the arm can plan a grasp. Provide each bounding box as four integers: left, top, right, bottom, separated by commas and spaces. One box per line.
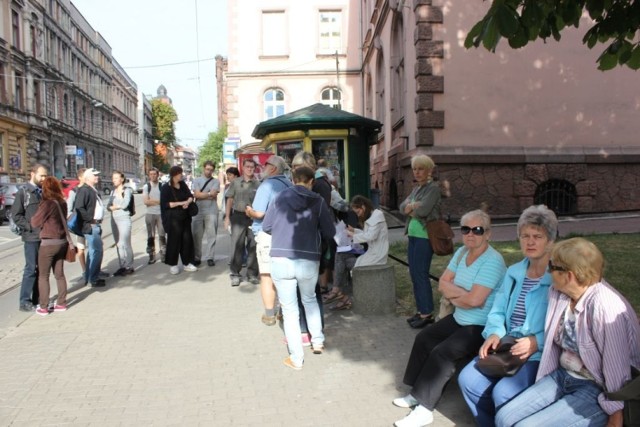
265, 155, 288, 173
86, 168, 101, 175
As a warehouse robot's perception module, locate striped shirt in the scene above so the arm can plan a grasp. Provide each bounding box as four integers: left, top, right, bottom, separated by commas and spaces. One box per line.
509, 276, 540, 330
536, 280, 640, 415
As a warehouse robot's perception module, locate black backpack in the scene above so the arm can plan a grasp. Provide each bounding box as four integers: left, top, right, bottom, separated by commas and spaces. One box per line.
126, 188, 135, 216
8, 187, 30, 235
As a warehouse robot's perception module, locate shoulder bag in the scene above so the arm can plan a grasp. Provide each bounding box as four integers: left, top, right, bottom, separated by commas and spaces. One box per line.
426, 219, 454, 256
606, 367, 640, 427
436, 248, 467, 320
55, 201, 77, 263
476, 279, 528, 377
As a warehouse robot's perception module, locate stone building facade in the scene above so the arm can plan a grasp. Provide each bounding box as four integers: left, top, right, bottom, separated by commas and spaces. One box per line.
0, 0, 139, 183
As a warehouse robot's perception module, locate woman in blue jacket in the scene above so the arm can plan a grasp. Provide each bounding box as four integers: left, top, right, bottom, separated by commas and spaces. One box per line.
457, 205, 558, 427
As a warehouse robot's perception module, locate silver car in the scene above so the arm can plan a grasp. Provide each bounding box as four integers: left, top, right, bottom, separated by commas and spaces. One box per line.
0, 183, 26, 221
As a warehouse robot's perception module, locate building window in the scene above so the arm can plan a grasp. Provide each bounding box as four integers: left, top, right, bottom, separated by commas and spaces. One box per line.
264, 88, 285, 120
319, 10, 342, 54
321, 87, 341, 109
30, 24, 36, 56
0, 64, 5, 104
12, 10, 20, 50
390, 15, 405, 123
0, 133, 4, 171
14, 72, 23, 110
34, 81, 41, 115
261, 11, 287, 56
534, 179, 577, 215
63, 93, 69, 122
375, 51, 386, 124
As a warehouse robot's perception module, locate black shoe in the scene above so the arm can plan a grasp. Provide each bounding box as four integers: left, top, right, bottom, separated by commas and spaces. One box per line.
19, 302, 34, 312
409, 315, 435, 329
124, 268, 135, 275
113, 268, 127, 277
148, 254, 156, 264
89, 279, 106, 287
406, 313, 421, 324
248, 276, 259, 285
193, 260, 202, 267
207, 259, 215, 267
231, 277, 241, 287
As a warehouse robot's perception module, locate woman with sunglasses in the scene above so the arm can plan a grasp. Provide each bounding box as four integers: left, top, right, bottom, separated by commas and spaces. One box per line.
457, 205, 558, 426
495, 237, 640, 427
399, 155, 442, 329
393, 209, 506, 427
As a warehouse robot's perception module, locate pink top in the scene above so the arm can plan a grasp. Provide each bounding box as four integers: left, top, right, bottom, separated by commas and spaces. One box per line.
537, 280, 640, 414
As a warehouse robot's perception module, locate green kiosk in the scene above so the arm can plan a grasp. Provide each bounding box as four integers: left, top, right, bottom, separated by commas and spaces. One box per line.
251, 103, 382, 201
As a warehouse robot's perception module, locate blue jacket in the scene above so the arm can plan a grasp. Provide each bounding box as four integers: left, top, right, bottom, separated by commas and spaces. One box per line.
262, 185, 336, 261
482, 258, 552, 361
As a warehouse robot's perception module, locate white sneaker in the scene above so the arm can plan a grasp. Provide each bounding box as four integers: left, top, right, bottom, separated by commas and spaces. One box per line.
184, 264, 197, 272
170, 265, 180, 275
393, 394, 419, 408
394, 405, 433, 427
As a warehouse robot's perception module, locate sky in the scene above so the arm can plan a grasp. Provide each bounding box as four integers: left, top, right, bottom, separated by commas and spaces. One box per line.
71, 0, 228, 149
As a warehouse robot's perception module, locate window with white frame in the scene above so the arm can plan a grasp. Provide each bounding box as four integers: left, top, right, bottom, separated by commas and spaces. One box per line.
321, 87, 341, 109
261, 11, 287, 57
264, 88, 285, 120
319, 10, 342, 54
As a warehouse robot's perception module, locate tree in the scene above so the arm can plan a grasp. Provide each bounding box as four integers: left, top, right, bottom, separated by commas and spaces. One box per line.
465, 0, 640, 71
198, 124, 226, 172
151, 99, 178, 171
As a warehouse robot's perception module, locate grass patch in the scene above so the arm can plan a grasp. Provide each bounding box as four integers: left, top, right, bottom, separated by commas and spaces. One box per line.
389, 233, 640, 315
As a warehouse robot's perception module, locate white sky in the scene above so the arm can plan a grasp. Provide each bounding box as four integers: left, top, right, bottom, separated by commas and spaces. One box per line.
71, 0, 228, 149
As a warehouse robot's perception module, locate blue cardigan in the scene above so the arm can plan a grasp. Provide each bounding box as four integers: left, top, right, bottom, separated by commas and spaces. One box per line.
482, 258, 552, 361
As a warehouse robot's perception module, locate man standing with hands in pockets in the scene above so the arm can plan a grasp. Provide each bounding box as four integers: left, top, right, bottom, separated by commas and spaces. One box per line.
191, 161, 220, 267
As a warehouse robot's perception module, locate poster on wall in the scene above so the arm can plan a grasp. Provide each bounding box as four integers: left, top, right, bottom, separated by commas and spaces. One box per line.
237, 153, 273, 180
223, 137, 240, 164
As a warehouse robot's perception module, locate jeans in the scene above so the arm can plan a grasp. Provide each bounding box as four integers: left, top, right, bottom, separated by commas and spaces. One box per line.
37, 243, 68, 308
495, 368, 608, 427
271, 257, 324, 367
145, 213, 166, 256
20, 240, 40, 306
229, 211, 257, 278
111, 216, 133, 269
403, 314, 485, 410
408, 236, 435, 315
458, 357, 539, 427
191, 211, 218, 262
84, 224, 104, 284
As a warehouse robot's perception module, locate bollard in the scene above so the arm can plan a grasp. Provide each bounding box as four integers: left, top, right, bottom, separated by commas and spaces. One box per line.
352, 264, 396, 315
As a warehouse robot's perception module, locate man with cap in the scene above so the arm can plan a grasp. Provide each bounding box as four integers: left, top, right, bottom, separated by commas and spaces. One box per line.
75, 168, 106, 287
246, 155, 293, 325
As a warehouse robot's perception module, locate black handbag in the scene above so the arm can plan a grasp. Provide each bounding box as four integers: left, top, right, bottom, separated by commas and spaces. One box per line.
476, 336, 527, 377
606, 367, 640, 427
187, 202, 198, 217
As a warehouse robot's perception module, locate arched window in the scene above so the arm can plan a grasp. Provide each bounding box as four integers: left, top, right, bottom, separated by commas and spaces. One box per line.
63, 93, 69, 122
390, 14, 405, 123
375, 51, 385, 124
321, 87, 341, 109
534, 179, 577, 215
264, 88, 285, 120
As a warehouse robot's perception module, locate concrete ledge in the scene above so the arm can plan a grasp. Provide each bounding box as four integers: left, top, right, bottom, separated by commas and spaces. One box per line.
353, 264, 396, 315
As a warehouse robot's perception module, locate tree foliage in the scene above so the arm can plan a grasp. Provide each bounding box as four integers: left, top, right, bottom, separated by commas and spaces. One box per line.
465, 0, 640, 71
151, 99, 178, 171
198, 124, 227, 172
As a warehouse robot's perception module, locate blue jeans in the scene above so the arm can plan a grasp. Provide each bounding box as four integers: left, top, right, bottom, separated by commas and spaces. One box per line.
84, 224, 104, 284
495, 368, 608, 427
271, 257, 324, 367
20, 241, 40, 306
408, 236, 434, 315
458, 357, 539, 427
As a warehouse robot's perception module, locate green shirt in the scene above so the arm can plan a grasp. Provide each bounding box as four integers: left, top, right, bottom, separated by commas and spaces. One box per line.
408, 217, 428, 238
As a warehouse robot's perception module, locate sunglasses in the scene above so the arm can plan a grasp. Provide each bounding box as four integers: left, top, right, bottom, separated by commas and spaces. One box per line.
548, 260, 568, 272
461, 226, 485, 236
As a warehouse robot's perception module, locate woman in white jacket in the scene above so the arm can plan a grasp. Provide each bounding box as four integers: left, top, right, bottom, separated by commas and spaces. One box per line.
324, 195, 389, 310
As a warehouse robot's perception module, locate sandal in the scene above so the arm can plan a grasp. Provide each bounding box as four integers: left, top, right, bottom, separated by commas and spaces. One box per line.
322, 289, 343, 304
330, 296, 352, 311
319, 286, 330, 294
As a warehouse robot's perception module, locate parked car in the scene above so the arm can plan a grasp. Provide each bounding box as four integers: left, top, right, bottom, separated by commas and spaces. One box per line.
124, 177, 142, 193
61, 178, 80, 199
0, 183, 26, 221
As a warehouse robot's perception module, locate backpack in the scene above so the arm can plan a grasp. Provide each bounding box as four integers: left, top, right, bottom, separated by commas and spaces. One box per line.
8, 187, 30, 236
126, 188, 135, 216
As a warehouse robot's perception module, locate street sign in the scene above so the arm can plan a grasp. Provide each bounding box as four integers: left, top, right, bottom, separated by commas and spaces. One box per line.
76, 156, 84, 165
76, 148, 84, 156
65, 145, 77, 155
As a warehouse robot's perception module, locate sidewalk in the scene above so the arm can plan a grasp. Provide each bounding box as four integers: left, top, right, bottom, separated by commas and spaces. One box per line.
0, 215, 474, 427
0, 212, 637, 426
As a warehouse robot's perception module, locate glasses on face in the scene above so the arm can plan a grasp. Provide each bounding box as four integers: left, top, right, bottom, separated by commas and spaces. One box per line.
548, 260, 568, 272
461, 225, 485, 236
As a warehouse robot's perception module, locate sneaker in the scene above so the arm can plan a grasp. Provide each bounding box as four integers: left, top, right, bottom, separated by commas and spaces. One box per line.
231, 277, 241, 287
19, 302, 34, 312
98, 271, 110, 279
248, 276, 260, 285
89, 279, 106, 287
207, 259, 215, 267
301, 333, 311, 347
35, 305, 49, 316
261, 314, 276, 326
113, 267, 127, 277
170, 265, 180, 275
312, 344, 325, 354
53, 304, 67, 312
394, 405, 433, 427
393, 394, 419, 408
184, 264, 198, 272
193, 260, 201, 267
283, 356, 303, 371
124, 268, 135, 275
148, 254, 156, 265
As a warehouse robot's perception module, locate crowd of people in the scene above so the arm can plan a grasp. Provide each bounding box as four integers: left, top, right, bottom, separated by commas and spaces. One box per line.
11, 152, 639, 427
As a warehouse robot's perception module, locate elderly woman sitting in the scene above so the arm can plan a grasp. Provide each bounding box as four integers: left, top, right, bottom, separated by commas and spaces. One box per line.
495, 237, 640, 427
392, 209, 506, 427
458, 205, 558, 426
